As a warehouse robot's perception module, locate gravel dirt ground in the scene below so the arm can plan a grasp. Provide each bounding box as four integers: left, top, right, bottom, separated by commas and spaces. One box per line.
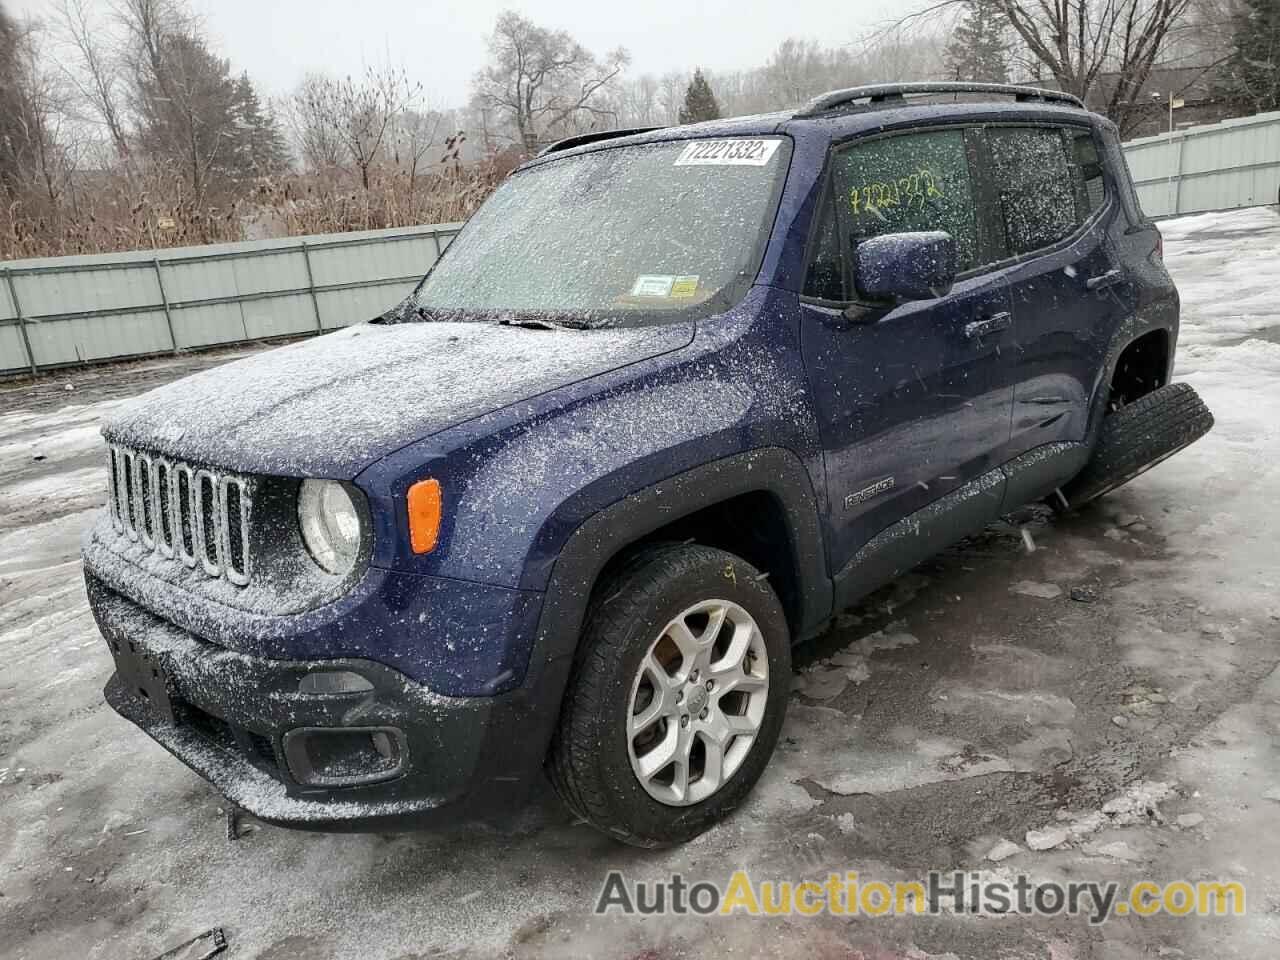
2, 207, 1279, 960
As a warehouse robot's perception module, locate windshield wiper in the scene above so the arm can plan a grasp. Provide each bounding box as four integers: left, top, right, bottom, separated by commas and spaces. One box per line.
497, 317, 560, 330
495, 315, 591, 330
372, 297, 443, 324
377, 301, 593, 328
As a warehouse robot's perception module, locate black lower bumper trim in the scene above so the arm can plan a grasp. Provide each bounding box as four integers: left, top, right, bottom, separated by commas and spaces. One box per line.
106, 675, 450, 829
89, 577, 559, 831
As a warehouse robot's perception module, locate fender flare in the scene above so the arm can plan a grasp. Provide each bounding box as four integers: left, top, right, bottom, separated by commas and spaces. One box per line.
532, 446, 832, 668
506, 447, 830, 771
1084, 319, 1177, 447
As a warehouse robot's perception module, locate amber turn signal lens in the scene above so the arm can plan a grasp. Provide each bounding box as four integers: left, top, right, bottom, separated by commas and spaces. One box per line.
407, 478, 442, 554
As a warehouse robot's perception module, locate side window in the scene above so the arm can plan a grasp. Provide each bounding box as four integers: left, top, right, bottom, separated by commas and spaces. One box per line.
803, 197, 845, 301
831, 129, 980, 273
986, 127, 1080, 255
1069, 129, 1107, 215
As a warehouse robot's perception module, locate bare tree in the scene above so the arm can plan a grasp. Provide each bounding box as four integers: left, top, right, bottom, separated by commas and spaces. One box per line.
389, 106, 445, 194
904, 0, 1195, 134
614, 73, 663, 128
292, 65, 420, 190
0, 12, 75, 206
280, 74, 343, 170
52, 0, 131, 167
764, 38, 830, 105
472, 11, 629, 153
857, 24, 949, 83
613, 32, 950, 129
0, 4, 28, 197
657, 70, 689, 124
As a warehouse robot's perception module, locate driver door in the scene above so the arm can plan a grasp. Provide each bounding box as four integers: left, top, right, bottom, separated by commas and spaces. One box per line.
799, 126, 1016, 590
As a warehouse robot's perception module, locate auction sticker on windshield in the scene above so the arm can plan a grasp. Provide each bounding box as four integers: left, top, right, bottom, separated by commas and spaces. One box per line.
632, 275, 676, 297
673, 139, 782, 166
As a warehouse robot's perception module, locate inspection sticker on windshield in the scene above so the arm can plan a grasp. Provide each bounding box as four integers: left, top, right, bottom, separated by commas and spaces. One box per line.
674, 139, 781, 166
670, 275, 699, 297
632, 275, 675, 297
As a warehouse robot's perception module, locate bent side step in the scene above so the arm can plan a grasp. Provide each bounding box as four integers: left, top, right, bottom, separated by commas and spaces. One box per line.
1060, 382, 1214, 508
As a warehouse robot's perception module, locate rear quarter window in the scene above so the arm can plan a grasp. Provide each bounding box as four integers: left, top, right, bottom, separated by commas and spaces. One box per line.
1099, 126, 1150, 225
1070, 129, 1107, 215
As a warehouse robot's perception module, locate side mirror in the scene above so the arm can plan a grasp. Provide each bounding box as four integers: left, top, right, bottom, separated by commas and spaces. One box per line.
852, 231, 957, 303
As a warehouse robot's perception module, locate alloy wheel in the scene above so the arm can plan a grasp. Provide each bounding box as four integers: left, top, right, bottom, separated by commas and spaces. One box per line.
626, 599, 770, 806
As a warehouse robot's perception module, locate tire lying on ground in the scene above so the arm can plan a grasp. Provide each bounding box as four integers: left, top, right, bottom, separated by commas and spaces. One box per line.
1062, 381, 1214, 508
548, 543, 791, 847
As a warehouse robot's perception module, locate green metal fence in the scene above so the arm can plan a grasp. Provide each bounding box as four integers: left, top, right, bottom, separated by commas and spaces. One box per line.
0, 222, 461, 377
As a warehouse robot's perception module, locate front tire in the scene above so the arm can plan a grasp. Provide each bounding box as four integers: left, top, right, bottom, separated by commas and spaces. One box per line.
547, 544, 791, 847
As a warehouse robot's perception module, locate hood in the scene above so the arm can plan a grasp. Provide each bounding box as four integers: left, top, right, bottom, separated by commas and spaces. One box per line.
104, 319, 694, 477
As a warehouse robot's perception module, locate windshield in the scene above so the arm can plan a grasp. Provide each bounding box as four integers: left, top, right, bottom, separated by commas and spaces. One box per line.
405, 137, 791, 327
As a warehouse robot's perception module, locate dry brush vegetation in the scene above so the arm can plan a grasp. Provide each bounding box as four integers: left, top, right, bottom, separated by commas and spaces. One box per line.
0, 1, 513, 261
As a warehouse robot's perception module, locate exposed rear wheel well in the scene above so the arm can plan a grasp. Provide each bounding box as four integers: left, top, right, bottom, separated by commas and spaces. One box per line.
1110, 329, 1170, 409
593, 491, 802, 637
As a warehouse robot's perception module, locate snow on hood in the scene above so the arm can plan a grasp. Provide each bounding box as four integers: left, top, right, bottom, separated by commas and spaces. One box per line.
103, 320, 694, 477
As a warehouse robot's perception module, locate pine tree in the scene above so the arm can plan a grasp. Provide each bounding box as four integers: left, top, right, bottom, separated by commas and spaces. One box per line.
1221, 0, 1280, 113
679, 68, 721, 124
944, 0, 1013, 84
135, 33, 241, 194
232, 73, 291, 177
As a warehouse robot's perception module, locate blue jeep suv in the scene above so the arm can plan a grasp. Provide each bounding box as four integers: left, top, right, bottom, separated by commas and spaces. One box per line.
84, 83, 1212, 846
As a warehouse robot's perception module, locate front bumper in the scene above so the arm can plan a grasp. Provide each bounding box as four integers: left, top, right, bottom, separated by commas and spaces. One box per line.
88, 578, 567, 831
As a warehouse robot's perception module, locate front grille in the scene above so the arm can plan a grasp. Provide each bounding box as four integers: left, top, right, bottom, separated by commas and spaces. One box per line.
107, 445, 253, 586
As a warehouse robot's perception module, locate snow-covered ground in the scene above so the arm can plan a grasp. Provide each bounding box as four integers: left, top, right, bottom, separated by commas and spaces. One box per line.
2, 207, 1280, 960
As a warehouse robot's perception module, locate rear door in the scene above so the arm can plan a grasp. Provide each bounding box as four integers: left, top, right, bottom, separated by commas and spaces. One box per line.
799, 126, 1016, 580
979, 124, 1121, 463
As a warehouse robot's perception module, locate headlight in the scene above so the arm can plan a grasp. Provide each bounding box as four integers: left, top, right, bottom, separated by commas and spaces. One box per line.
297, 479, 363, 575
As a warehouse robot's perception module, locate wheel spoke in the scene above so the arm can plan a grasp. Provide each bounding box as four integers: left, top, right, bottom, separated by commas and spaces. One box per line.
702, 706, 758, 746
718, 669, 767, 695
636, 723, 680, 780
643, 652, 681, 695
696, 732, 727, 793
666, 618, 700, 664
670, 758, 690, 801
671, 727, 695, 800
709, 621, 755, 675
631, 654, 679, 734
699, 604, 728, 648
631, 694, 665, 735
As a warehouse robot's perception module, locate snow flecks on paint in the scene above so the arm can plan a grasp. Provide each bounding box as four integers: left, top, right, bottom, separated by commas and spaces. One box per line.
103, 319, 694, 478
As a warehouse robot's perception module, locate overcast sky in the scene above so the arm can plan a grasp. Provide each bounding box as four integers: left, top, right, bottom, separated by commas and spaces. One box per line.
9, 0, 900, 107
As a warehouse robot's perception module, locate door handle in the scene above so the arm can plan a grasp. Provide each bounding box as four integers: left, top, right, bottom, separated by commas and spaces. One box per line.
964, 311, 1011, 339
1086, 269, 1123, 291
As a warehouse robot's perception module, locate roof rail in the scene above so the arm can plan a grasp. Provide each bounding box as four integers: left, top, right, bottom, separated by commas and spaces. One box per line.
794, 82, 1085, 117
539, 127, 664, 156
